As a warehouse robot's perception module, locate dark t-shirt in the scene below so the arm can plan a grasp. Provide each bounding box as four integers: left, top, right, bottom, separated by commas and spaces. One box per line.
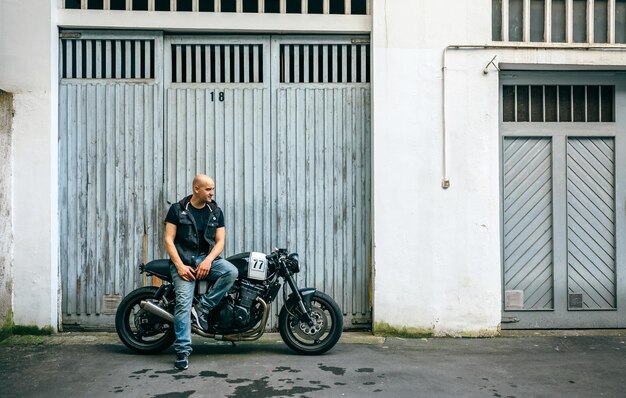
165, 202, 225, 255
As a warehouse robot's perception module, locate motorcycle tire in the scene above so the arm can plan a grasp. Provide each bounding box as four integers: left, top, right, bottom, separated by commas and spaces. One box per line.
115, 286, 175, 354
278, 291, 343, 355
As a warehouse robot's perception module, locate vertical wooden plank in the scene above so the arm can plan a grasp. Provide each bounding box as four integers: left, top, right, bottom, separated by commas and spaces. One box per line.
66, 84, 77, 315
206, 45, 212, 83
243, 45, 250, 83
333, 87, 343, 303
114, 84, 124, 293
225, 45, 231, 83
105, 84, 116, 295
363, 85, 371, 315
303, 45, 310, 83
354, 86, 364, 313
252, 45, 259, 83
360, 45, 366, 82
196, 88, 206, 174
587, 0, 594, 43
545, 0, 552, 42
323, 0, 329, 14
59, 84, 68, 314
280, 0, 286, 13
125, 40, 132, 79
287, 89, 297, 259
322, 45, 328, 83
351, 44, 357, 83
195, 45, 202, 83
76, 40, 83, 79
133, 84, 144, 288
224, 88, 236, 255
345, 0, 351, 14
105, 40, 112, 78
193, 0, 199, 11
305, 88, 315, 288
175, 45, 182, 83
277, 88, 288, 250
293, 45, 300, 83
66, 40, 74, 79
284, 45, 291, 83
302, 0, 307, 14
312, 45, 319, 83
83, 84, 95, 315
341, 45, 347, 83
115, 40, 122, 79
343, 86, 354, 314
95, 40, 103, 79
93, 83, 106, 314
331, 45, 337, 83
252, 88, 263, 251
324, 88, 334, 293
145, 40, 152, 79
295, 88, 306, 284
234, 45, 241, 83
185, 45, 192, 83
215, 45, 222, 83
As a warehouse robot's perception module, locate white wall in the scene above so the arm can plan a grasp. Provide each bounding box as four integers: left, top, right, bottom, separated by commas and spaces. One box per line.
0, 0, 59, 328
371, 0, 626, 335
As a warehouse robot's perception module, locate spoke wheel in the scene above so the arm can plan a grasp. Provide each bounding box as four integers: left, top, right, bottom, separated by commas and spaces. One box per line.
115, 287, 175, 354
279, 291, 343, 355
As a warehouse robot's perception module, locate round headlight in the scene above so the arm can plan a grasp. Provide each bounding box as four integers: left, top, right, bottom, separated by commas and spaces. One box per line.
288, 253, 300, 273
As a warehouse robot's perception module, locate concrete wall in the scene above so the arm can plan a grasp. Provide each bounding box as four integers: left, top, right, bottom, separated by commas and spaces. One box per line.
0, 91, 13, 325
0, 0, 59, 328
371, 0, 626, 336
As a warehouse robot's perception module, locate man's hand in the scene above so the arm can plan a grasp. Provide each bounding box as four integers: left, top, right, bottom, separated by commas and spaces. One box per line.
176, 265, 196, 281
195, 258, 213, 280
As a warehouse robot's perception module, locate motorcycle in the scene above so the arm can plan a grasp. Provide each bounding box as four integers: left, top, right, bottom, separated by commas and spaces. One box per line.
115, 248, 343, 355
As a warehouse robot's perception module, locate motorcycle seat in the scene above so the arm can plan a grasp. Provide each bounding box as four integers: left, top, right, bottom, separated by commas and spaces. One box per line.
143, 259, 172, 282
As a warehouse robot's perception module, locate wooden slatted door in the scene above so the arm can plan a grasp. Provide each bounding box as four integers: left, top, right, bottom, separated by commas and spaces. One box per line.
164, 35, 372, 329
59, 32, 165, 328
500, 72, 626, 329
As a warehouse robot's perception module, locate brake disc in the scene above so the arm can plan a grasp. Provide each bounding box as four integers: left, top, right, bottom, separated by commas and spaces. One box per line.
294, 307, 328, 340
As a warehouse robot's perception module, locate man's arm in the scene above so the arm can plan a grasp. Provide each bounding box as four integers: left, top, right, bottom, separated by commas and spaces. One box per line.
196, 227, 225, 280
164, 222, 196, 281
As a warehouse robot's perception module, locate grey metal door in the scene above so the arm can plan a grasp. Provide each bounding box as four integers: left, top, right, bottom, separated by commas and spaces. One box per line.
163, 35, 372, 328
500, 72, 626, 328
59, 32, 164, 328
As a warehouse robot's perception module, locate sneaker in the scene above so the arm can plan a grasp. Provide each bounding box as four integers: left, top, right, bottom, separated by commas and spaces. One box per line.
174, 353, 188, 370
194, 305, 210, 331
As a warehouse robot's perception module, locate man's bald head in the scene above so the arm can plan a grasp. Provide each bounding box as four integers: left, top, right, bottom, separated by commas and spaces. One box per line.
191, 174, 215, 207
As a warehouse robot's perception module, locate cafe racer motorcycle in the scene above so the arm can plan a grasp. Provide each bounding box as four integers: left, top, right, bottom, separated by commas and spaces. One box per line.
115, 248, 343, 355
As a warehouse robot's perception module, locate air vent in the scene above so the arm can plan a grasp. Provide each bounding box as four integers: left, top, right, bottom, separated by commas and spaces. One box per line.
279, 43, 370, 83
171, 44, 264, 83
60, 38, 156, 79
503, 85, 614, 122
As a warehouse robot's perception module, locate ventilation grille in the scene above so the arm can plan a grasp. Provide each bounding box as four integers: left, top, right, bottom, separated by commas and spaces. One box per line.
280, 43, 370, 83
62, 0, 370, 15
503, 85, 614, 122
171, 44, 264, 83
60, 39, 156, 79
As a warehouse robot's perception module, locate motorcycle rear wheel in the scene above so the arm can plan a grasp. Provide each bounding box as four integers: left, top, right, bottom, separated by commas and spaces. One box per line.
115, 286, 175, 354
278, 291, 343, 355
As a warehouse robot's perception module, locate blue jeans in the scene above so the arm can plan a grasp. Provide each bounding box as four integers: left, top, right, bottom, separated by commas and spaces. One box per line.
169, 256, 238, 355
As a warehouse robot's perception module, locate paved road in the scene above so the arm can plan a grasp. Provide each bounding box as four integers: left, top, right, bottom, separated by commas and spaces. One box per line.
1, 332, 625, 397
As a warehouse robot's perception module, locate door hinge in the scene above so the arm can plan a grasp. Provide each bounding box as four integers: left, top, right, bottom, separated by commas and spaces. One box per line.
501, 316, 520, 323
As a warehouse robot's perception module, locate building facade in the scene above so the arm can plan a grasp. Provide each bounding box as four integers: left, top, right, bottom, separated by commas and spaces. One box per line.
1, 0, 625, 334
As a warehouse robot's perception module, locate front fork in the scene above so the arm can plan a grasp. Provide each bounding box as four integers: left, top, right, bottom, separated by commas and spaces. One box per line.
284, 272, 316, 325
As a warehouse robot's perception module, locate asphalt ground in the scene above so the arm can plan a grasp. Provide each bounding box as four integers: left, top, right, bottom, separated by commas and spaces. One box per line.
1, 331, 625, 398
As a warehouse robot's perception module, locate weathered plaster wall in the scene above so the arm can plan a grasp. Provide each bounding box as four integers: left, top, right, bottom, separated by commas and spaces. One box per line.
0, 91, 13, 325
370, 0, 626, 335
0, 0, 59, 328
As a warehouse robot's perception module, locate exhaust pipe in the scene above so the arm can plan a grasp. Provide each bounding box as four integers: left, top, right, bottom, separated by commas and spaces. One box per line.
139, 297, 270, 341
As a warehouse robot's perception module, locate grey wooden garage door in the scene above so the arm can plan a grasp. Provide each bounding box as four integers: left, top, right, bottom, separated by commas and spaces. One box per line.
500, 72, 626, 328
59, 32, 371, 329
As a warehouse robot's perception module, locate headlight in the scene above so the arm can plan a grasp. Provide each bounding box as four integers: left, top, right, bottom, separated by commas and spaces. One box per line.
288, 253, 300, 273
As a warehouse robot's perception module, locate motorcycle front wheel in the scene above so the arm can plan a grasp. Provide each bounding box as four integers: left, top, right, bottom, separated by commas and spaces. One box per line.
278, 291, 343, 355
115, 286, 175, 354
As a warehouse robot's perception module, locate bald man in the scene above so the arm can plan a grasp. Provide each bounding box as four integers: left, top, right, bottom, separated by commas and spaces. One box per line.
164, 174, 238, 370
